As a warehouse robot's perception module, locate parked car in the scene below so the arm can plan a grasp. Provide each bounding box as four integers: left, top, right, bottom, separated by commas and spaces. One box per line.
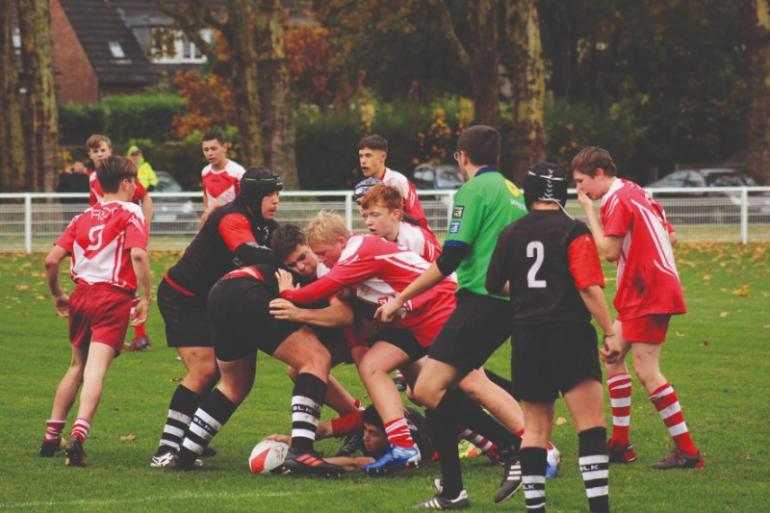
412, 163, 465, 190
151, 171, 199, 232
646, 168, 770, 224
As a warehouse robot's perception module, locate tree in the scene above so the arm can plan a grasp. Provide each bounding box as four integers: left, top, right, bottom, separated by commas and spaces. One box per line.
16, 0, 59, 191
503, 0, 546, 184
0, 2, 26, 192
741, 0, 770, 184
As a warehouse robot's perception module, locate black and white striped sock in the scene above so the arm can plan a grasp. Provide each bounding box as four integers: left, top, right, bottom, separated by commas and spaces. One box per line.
158, 384, 202, 453
579, 427, 610, 513
290, 373, 327, 453
179, 388, 236, 462
520, 447, 547, 512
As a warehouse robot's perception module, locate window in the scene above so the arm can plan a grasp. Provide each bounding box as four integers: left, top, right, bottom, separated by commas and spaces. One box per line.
108, 41, 126, 59
150, 28, 212, 64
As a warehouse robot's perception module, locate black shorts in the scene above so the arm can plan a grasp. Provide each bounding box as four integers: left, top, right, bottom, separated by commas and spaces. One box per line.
157, 278, 211, 348
312, 326, 353, 365
370, 326, 427, 362
207, 277, 303, 362
428, 290, 511, 374
511, 322, 602, 403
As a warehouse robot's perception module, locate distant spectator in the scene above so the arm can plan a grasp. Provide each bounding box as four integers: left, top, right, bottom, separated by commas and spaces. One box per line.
56, 161, 89, 204
127, 146, 159, 192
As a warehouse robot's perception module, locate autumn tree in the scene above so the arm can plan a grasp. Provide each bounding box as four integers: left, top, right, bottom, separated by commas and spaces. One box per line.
741, 0, 770, 184
0, 2, 26, 192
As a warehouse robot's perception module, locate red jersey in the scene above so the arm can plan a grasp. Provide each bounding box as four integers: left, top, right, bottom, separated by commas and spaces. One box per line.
281, 235, 457, 347
396, 221, 441, 262
202, 160, 246, 207
382, 168, 429, 229
600, 179, 686, 319
88, 168, 147, 206
56, 201, 148, 291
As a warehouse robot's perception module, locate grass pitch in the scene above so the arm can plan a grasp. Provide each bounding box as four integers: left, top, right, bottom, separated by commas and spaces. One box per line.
0, 244, 768, 512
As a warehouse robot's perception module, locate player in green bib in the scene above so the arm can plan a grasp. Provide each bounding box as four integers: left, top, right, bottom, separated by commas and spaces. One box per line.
376, 125, 528, 509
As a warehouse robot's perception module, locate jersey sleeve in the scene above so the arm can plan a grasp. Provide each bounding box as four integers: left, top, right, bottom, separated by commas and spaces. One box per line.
132, 181, 148, 202
485, 228, 511, 295
568, 231, 605, 290
218, 213, 257, 252
602, 196, 632, 237
445, 185, 481, 246
330, 411, 364, 437
124, 213, 149, 250
55, 216, 79, 253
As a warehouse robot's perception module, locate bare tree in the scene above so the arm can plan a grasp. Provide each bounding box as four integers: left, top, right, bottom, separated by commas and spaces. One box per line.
742, 0, 770, 184
0, 1, 26, 192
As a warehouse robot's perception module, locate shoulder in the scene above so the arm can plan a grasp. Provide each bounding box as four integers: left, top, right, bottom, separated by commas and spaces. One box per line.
201, 164, 212, 176
119, 201, 146, 221
383, 169, 409, 186
339, 235, 368, 262
227, 160, 246, 178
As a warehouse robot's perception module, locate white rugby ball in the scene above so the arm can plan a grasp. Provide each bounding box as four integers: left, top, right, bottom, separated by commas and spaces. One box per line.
249, 440, 289, 475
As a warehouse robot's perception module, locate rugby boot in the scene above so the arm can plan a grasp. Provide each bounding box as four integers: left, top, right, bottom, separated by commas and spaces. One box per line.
202, 444, 218, 457
162, 450, 204, 471
336, 431, 363, 457
608, 441, 637, 464
280, 449, 344, 477
494, 450, 523, 503
64, 438, 86, 467
39, 439, 63, 457
415, 490, 470, 510
363, 444, 420, 475
651, 449, 704, 469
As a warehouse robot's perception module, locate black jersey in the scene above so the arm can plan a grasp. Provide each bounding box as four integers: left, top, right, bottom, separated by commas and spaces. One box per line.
487, 210, 597, 327
166, 199, 278, 297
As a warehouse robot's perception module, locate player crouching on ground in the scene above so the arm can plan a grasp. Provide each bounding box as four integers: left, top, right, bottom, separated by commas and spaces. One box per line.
487, 163, 616, 513
164, 263, 344, 477
40, 156, 151, 466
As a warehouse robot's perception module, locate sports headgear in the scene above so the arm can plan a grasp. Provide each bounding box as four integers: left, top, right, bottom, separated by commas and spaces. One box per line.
353, 177, 384, 201
240, 166, 283, 206
523, 162, 568, 209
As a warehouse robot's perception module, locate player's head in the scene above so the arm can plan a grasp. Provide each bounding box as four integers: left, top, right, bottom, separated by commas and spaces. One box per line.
570, 146, 618, 200
97, 156, 137, 198
361, 405, 389, 455
353, 177, 385, 204
86, 134, 112, 165
305, 211, 350, 267
455, 125, 500, 176
202, 130, 228, 168
358, 134, 388, 179
240, 166, 283, 221
359, 185, 403, 240
524, 162, 568, 210
272, 224, 318, 278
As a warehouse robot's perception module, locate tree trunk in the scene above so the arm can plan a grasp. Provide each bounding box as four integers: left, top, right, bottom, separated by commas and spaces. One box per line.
467, 0, 500, 127
256, 0, 299, 188
0, 2, 26, 192
503, 0, 546, 185
742, 0, 770, 184
17, 0, 59, 192
225, 0, 262, 166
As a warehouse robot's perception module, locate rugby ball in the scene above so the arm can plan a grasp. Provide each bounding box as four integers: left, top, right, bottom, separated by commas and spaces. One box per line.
249, 440, 289, 475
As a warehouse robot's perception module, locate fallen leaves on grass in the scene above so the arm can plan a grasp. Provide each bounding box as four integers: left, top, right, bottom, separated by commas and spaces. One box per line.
555, 417, 568, 426
120, 434, 137, 442
719, 312, 730, 318
699, 340, 710, 348
171, 376, 183, 382
732, 285, 750, 297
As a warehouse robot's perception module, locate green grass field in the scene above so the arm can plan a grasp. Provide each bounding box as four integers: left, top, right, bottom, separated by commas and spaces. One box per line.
1, 244, 768, 513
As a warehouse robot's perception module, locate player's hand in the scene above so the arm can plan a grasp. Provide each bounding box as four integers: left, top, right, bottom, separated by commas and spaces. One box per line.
262, 433, 291, 444
131, 298, 149, 326
275, 269, 297, 293
269, 298, 302, 322
600, 333, 622, 364
375, 298, 402, 323
577, 190, 594, 210
53, 293, 69, 317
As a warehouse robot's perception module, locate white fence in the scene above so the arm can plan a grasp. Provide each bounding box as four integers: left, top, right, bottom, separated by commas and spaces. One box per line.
1, 187, 770, 253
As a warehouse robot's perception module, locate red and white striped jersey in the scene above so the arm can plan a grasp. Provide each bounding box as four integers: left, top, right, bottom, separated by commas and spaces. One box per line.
55, 201, 148, 291
396, 221, 441, 262
600, 178, 686, 319
88, 169, 148, 206
382, 168, 428, 229
202, 160, 246, 207
281, 234, 456, 346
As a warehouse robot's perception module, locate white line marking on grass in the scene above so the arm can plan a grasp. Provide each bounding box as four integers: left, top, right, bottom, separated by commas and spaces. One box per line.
0, 486, 361, 509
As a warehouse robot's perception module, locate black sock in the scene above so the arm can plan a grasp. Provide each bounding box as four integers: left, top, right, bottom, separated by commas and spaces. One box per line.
521, 446, 547, 512
179, 388, 237, 462
446, 388, 521, 451
428, 393, 464, 498
158, 384, 202, 453
579, 427, 609, 513
290, 373, 327, 453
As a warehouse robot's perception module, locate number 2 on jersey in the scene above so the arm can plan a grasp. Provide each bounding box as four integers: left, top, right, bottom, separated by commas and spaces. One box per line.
526, 241, 546, 288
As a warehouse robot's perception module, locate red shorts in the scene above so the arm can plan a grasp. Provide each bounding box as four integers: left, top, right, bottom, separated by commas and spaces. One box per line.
621, 314, 671, 344
69, 283, 133, 351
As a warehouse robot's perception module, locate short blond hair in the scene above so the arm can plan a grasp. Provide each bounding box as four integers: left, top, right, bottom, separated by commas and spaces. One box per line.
305, 211, 350, 246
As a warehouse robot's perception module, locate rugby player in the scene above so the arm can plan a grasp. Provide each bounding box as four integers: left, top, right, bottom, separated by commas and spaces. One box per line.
199, 130, 246, 225
572, 147, 703, 469
39, 156, 151, 466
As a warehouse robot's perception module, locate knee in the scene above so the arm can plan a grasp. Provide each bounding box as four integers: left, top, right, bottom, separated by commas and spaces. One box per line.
286, 365, 298, 382
187, 361, 218, 389
413, 381, 440, 409
356, 356, 379, 380
299, 348, 331, 378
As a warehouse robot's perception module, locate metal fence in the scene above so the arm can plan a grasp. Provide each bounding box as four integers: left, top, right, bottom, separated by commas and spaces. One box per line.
1, 187, 769, 253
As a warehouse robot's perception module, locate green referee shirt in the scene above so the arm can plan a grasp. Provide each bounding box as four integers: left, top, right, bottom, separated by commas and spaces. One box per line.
445, 167, 527, 299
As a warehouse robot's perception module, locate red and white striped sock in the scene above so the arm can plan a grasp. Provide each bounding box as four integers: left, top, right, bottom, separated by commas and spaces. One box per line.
607, 373, 632, 446
44, 419, 66, 442
649, 383, 698, 456
384, 417, 415, 448
459, 428, 497, 456
134, 324, 147, 337
70, 418, 91, 443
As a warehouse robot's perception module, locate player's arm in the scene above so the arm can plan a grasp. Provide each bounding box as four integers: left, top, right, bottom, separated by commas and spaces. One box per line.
140, 193, 153, 235
218, 213, 279, 266
277, 268, 349, 305
269, 296, 354, 327
44, 245, 70, 317
576, 191, 623, 262
130, 247, 151, 325
375, 262, 446, 322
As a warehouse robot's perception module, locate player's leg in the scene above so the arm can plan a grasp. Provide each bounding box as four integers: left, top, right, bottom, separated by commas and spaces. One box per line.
605, 319, 635, 462
457, 368, 525, 437
287, 366, 359, 416
519, 401, 554, 513
40, 345, 86, 456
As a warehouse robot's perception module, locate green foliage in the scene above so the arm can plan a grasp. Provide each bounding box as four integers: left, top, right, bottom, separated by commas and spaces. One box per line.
58, 103, 103, 146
